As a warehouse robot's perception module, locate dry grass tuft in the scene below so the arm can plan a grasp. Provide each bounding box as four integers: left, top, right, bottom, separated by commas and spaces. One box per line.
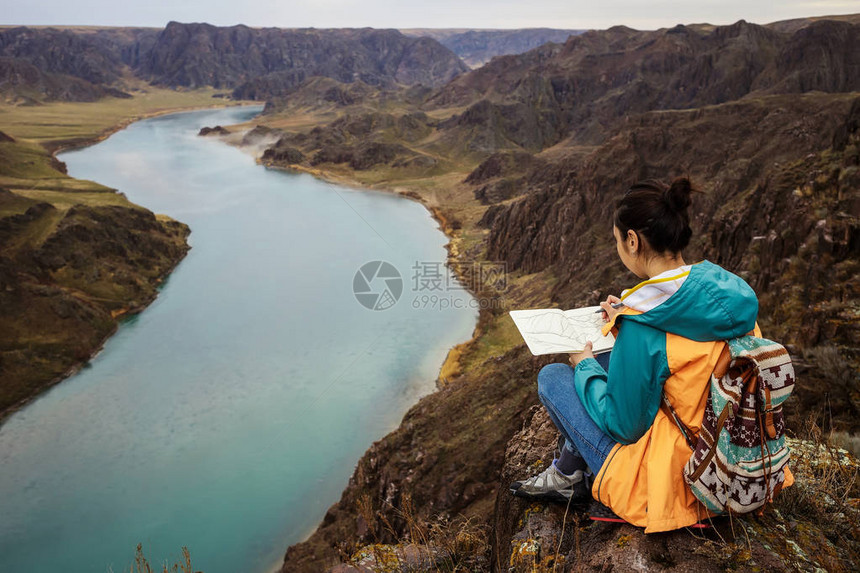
121, 543, 198, 573
344, 491, 490, 571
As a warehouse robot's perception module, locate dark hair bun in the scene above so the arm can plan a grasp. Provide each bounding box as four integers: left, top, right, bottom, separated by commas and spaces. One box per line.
614, 176, 697, 254
666, 177, 693, 213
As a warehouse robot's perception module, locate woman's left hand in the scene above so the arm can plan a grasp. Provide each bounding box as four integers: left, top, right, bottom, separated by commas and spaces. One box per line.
569, 341, 594, 367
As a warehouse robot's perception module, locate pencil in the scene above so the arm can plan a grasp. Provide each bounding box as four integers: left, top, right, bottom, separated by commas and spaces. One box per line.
594, 302, 625, 313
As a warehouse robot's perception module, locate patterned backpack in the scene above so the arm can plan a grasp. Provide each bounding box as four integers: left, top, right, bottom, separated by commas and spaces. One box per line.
662, 334, 796, 514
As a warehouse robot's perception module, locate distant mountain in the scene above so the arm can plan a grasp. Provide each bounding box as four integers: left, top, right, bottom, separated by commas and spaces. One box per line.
0, 26, 125, 84
0, 56, 130, 103
5, 17, 857, 107
0, 26, 156, 102
0, 23, 469, 103
0, 26, 147, 102
766, 12, 860, 33
140, 22, 469, 98
399, 28, 583, 68
424, 19, 860, 150
255, 16, 860, 180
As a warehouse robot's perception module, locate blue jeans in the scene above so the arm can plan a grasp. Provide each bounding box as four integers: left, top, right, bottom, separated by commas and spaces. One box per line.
537, 353, 617, 474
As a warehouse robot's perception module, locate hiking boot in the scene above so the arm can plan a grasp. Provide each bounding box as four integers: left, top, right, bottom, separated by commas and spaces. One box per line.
587, 500, 627, 523
586, 501, 712, 529
510, 461, 592, 504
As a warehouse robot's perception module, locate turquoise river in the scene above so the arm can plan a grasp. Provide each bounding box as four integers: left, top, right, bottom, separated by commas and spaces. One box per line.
0, 106, 478, 573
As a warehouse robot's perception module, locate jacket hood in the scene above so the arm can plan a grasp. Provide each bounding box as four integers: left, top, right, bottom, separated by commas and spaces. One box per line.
620, 260, 758, 342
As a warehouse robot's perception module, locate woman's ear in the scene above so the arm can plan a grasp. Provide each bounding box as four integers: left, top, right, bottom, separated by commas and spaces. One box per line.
627, 229, 639, 255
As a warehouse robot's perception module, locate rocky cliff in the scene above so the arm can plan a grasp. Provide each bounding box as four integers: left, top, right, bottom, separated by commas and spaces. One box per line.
425, 20, 860, 148
0, 27, 128, 85
0, 138, 190, 420
274, 15, 860, 573
0, 23, 469, 104
0, 56, 131, 103
0, 26, 143, 103
139, 22, 469, 97
260, 21, 860, 166
483, 93, 860, 430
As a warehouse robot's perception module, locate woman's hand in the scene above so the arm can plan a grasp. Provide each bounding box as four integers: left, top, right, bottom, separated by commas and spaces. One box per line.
569, 341, 594, 367
600, 295, 623, 323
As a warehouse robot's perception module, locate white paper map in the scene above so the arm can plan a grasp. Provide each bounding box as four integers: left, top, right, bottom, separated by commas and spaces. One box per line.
509, 306, 616, 356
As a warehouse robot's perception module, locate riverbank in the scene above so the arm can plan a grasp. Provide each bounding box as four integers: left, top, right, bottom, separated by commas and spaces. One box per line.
219, 132, 519, 394
0, 91, 258, 424
213, 119, 546, 572
254, 157, 485, 382
0, 87, 256, 145
47, 101, 263, 155
2, 104, 483, 573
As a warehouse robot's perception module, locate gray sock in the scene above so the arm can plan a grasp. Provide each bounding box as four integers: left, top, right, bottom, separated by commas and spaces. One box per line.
555, 443, 587, 476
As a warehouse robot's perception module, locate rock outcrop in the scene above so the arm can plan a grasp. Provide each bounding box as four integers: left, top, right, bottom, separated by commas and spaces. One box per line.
0, 24, 470, 104
425, 20, 860, 149
259, 109, 439, 172
0, 178, 190, 418
481, 93, 860, 430
491, 409, 859, 572
281, 338, 549, 572
284, 309, 860, 572
137, 22, 469, 97
0, 26, 148, 102
198, 125, 229, 136
278, 14, 860, 573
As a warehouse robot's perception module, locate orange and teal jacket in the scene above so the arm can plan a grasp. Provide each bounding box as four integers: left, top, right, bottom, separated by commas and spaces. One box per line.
573, 260, 794, 532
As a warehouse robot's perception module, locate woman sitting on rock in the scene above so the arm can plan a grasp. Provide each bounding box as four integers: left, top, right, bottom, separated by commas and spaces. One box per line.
510, 177, 783, 532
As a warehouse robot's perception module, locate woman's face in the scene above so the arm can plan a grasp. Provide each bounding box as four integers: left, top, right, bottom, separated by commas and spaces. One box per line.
613, 225, 644, 277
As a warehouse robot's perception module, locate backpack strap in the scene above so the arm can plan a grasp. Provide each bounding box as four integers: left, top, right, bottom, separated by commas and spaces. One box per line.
660, 335, 745, 451
661, 392, 697, 451
711, 330, 754, 379
713, 342, 732, 378
763, 386, 776, 439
